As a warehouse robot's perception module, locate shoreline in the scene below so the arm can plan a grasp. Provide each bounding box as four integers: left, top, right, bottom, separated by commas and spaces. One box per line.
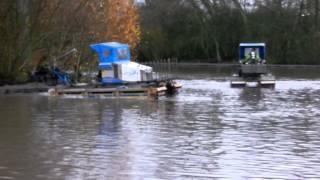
142, 62, 320, 67
1, 64, 319, 88
0, 83, 50, 94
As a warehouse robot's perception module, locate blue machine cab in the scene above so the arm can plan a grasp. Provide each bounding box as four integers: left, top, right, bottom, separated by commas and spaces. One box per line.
90, 42, 154, 84
90, 42, 131, 68
231, 42, 275, 88
90, 42, 131, 84
239, 43, 266, 64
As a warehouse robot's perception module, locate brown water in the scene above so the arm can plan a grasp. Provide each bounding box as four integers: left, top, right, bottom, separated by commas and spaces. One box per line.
1, 65, 320, 179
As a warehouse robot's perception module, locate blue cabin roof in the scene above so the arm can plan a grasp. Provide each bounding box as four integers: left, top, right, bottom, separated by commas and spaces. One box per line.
239, 43, 266, 60
240, 43, 266, 47
90, 42, 131, 68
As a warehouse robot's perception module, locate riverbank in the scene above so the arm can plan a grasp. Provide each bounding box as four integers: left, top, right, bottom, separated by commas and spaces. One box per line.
0, 83, 50, 94
1, 63, 319, 88
144, 62, 320, 68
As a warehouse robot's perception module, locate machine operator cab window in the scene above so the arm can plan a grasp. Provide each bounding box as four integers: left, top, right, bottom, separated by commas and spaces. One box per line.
239, 43, 266, 65
90, 42, 131, 69
117, 48, 129, 60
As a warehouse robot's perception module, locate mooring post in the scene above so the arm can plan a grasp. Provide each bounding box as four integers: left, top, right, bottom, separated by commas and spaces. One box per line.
114, 89, 120, 97
48, 88, 58, 96
148, 87, 158, 100
168, 58, 171, 79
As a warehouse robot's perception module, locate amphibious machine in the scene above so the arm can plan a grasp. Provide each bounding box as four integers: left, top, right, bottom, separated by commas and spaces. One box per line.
230, 43, 275, 87
48, 42, 182, 98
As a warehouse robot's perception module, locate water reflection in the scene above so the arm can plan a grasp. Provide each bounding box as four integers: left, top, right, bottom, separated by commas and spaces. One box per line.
1, 66, 320, 179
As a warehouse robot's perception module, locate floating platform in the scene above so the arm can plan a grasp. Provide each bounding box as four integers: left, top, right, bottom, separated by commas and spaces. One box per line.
231, 74, 275, 88
0, 81, 182, 99
48, 81, 182, 99
231, 80, 275, 88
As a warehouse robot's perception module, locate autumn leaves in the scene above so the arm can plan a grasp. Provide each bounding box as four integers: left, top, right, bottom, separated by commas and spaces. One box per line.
0, 0, 141, 83
105, 0, 141, 59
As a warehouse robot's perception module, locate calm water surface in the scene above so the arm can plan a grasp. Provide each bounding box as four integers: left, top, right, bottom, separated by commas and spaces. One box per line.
1, 65, 320, 179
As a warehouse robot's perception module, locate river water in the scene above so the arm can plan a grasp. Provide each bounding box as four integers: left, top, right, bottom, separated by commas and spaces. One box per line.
1, 65, 320, 179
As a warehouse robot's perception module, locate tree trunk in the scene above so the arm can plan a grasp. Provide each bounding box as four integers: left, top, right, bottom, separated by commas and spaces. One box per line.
231, 0, 249, 36
315, 0, 319, 29
215, 38, 222, 63
16, 0, 32, 71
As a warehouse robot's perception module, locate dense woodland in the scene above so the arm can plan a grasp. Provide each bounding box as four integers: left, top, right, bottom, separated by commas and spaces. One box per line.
0, 0, 139, 83
139, 0, 320, 64
1, 0, 320, 83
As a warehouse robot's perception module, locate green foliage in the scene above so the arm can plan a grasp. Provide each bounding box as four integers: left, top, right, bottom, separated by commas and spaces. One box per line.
138, 0, 320, 64
2, 0, 320, 85
0, 0, 110, 84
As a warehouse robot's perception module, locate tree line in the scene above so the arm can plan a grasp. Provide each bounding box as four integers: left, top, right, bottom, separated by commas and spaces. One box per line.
1, 0, 320, 84
0, 0, 139, 84
137, 0, 320, 64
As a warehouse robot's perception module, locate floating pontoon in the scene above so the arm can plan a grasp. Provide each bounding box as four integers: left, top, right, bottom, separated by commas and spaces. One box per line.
49, 42, 182, 99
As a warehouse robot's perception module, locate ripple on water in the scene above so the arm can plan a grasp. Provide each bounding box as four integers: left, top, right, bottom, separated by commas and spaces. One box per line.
1, 76, 320, 179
